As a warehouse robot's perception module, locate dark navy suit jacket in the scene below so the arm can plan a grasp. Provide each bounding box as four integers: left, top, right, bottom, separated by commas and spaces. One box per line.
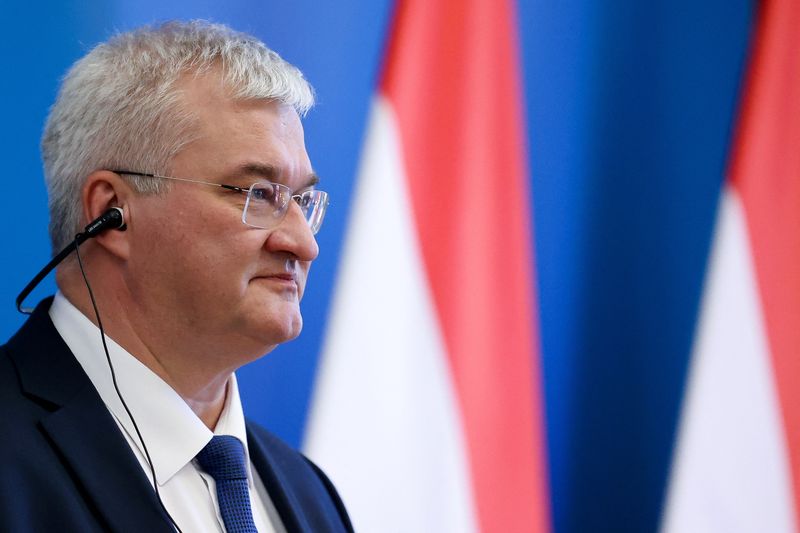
0, 298, 353, 533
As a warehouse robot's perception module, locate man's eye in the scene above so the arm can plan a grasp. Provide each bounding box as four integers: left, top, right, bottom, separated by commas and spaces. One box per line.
293, 191, 312, 207
251, 184, 280, 204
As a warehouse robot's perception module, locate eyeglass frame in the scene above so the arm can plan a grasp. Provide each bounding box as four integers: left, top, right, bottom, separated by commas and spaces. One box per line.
110, 169, 329, 234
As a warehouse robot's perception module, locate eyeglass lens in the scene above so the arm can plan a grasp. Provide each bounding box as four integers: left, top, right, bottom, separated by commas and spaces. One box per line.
243, 182, 328, 234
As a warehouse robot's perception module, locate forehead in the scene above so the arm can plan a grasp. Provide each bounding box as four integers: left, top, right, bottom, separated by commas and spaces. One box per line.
171, 70, 312, 187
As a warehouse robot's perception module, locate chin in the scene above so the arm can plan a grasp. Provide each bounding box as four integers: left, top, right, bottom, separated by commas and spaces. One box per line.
235, 295, 303, 347
252, 310, 304, 346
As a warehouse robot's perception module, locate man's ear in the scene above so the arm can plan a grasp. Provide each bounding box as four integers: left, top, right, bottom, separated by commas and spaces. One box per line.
81, 170, 132, 260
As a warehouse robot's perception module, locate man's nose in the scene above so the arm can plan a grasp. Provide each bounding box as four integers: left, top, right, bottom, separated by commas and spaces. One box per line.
264, 201, 319, 261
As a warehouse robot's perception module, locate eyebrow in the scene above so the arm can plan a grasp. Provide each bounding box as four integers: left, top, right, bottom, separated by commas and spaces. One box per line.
231, 162, 320, 190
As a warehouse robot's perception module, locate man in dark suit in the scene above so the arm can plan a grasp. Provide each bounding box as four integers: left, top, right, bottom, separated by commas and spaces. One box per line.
0, 20, 352, 533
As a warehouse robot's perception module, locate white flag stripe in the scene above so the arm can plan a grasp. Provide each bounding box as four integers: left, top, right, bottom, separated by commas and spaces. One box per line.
304, 97, 478, 533
661, 188, 795, 533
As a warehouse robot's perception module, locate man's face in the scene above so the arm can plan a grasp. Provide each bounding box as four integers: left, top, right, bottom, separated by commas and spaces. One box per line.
125, 73, 319, 363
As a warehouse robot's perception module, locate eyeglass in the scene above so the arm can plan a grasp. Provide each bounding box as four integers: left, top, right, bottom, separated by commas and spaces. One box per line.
112, 170, 329, 234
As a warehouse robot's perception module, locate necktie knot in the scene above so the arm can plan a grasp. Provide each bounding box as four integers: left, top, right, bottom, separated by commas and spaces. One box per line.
196, 435, 249, 481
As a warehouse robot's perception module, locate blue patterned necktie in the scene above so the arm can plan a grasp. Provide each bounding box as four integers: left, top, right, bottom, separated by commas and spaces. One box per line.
196, 435, 259, 533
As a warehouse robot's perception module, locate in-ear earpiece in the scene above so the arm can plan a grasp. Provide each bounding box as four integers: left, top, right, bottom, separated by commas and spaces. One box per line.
83, 207, 126, 238
15, 206, 128, 314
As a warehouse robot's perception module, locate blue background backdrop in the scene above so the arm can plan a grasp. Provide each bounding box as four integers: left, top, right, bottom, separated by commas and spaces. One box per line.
0, 1, 753, 531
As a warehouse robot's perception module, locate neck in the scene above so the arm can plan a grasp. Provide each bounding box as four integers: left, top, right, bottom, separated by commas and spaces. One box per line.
57, 261, 231, 429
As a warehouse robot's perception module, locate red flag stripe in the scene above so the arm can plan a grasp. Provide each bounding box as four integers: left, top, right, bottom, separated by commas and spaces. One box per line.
728, 0, 800, 522
381, 1, 549, 531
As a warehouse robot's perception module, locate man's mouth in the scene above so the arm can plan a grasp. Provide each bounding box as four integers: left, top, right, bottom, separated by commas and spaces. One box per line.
255, 272, 300, 293
265, 272, 296, 282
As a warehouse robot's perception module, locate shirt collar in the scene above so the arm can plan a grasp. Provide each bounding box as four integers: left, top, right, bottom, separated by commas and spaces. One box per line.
49, 291, 251, 486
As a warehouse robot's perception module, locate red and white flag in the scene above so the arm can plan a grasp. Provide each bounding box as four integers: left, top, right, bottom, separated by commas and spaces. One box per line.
662, 0, 800, 530
304, 0, 550, 531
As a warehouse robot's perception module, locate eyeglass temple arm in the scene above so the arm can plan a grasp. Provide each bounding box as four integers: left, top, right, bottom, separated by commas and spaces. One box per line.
111, 170, 248, 194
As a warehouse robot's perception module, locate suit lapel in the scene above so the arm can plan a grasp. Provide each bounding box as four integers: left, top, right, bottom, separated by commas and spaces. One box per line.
8, 298, 174, 533
40, 386, 175, 533
247, 425, 311, 533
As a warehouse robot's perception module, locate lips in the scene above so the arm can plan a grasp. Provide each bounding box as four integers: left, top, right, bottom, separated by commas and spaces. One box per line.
264, 272, 296, 282
252, 263, 305, 295
253, 271, 301, 295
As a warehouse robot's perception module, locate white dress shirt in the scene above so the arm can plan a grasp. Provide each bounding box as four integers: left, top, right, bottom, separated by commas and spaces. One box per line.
49, 292, 286, 533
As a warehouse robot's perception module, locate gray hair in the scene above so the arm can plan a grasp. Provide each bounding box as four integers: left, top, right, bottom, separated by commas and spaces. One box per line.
41, 20, 315, 252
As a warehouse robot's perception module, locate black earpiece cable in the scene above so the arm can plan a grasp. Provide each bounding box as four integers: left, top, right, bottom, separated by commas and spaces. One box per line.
16, 207, 182, 532
74, 240, 183, 533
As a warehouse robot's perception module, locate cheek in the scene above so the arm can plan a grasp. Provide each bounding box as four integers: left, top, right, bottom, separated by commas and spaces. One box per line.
203, 235, 261, 288
133, 221, 251, 294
